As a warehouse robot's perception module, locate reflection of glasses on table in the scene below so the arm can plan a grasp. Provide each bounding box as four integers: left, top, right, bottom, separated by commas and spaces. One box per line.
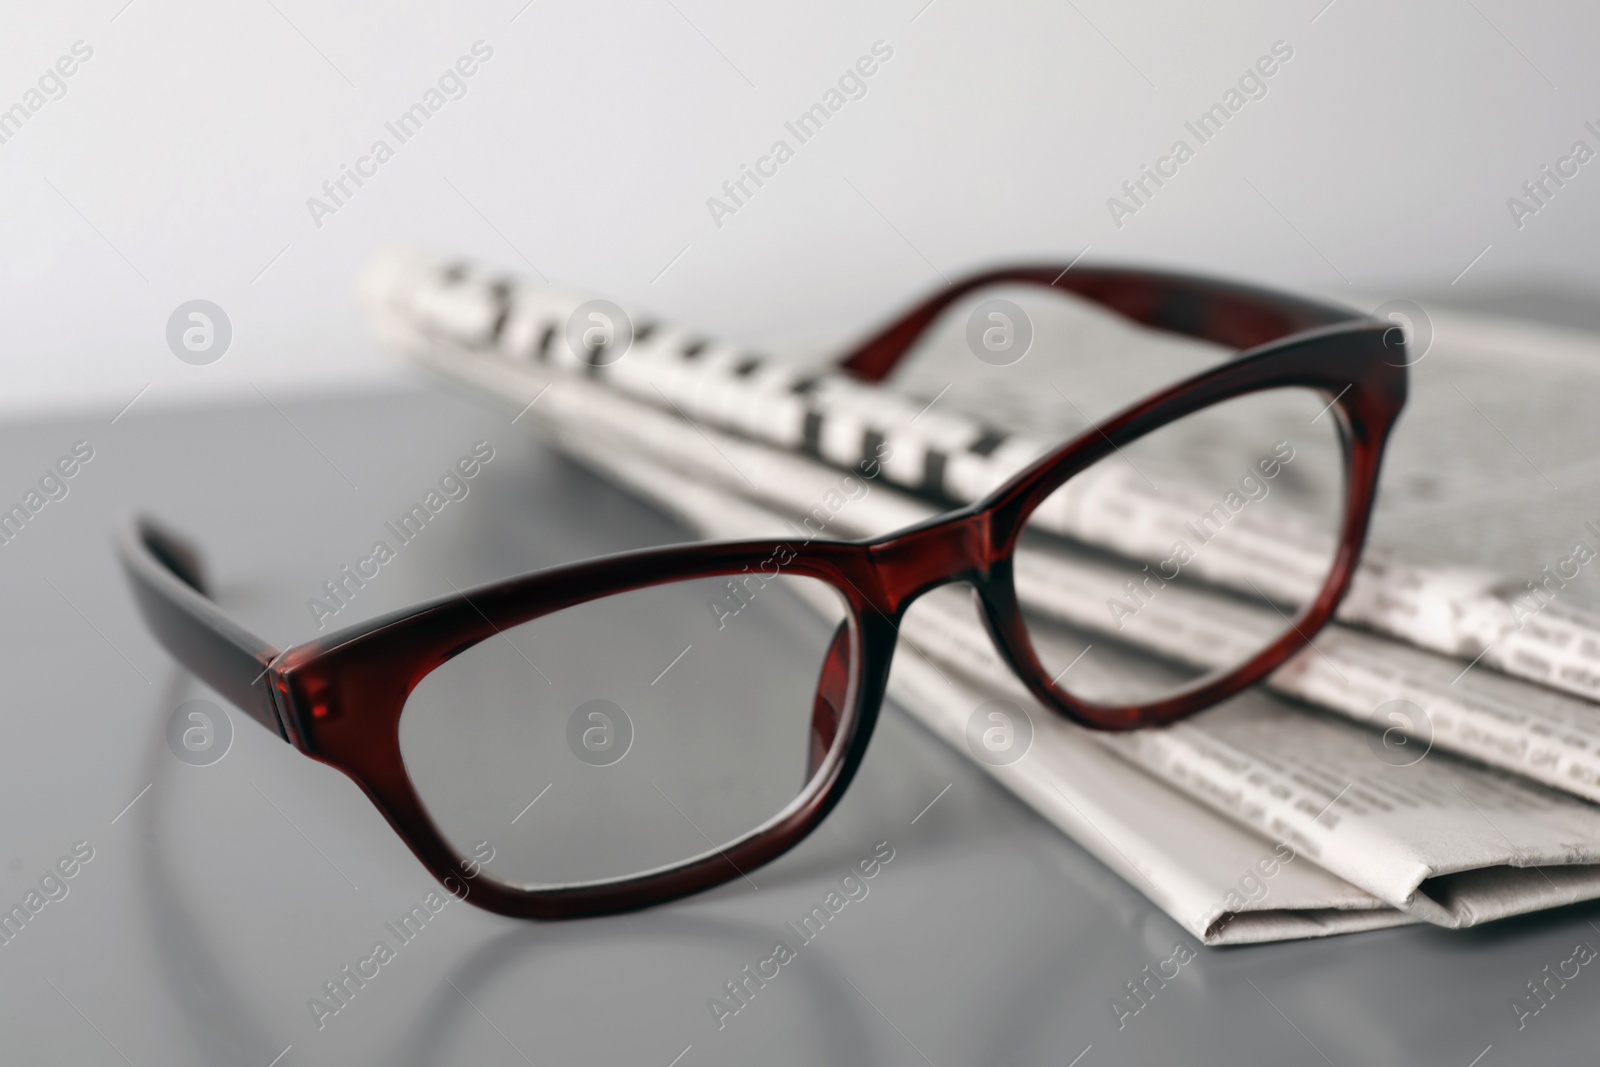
119, 264, 1406, 918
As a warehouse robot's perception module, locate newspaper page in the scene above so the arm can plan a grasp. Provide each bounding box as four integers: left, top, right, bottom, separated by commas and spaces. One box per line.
363, 249, 1600, 934
360, 248, 1600, 708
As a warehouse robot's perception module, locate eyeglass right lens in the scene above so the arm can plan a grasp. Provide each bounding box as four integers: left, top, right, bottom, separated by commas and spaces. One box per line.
398, 571, 855, 890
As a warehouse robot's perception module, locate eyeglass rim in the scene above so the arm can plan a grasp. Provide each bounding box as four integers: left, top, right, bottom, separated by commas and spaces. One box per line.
115, 263, 1406, 919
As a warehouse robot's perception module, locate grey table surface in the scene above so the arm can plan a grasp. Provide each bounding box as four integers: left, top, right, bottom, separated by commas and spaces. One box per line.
0, 377, 1594, 1067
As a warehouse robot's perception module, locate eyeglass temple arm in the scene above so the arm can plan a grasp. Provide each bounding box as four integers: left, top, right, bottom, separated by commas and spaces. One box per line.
835, 264, 1362, 383
117, 516, 287, 740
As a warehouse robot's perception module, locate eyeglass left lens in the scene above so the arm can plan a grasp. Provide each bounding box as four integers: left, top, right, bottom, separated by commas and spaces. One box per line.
398, 570, 855, 890
1016, 385, 1346, 707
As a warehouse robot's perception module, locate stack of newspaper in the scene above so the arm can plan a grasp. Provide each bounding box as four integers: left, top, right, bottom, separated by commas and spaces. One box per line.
361, 248, 1600, 945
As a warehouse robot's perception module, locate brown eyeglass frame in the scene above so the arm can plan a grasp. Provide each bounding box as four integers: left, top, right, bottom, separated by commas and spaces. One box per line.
117, 263, 1407, 920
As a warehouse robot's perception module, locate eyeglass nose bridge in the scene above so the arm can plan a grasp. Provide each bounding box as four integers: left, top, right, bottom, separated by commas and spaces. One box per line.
864, 508, 994, 619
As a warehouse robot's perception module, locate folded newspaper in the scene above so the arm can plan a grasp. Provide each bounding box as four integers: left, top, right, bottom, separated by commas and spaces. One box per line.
361, 248, 1600, 943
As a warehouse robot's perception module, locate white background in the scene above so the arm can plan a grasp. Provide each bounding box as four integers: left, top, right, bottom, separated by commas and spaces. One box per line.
2, 0, 1597, 417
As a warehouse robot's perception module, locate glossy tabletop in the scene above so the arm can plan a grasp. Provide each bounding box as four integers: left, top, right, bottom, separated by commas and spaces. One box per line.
0, 381, 1590, 1066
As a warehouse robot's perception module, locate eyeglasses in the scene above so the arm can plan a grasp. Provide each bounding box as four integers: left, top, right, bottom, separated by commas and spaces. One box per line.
119, 264, 1406, 919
